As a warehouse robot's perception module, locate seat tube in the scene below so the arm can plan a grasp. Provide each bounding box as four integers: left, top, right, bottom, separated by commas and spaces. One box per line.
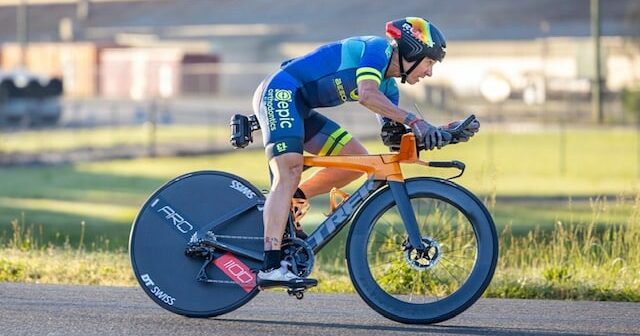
388, 181, 425, 250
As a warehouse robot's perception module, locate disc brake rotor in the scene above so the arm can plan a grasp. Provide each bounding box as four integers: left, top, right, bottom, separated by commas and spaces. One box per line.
403, 237, 441, 271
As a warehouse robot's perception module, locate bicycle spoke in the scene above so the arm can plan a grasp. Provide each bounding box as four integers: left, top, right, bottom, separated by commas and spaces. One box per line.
440, 262, 463, 285
416, 199, 436, 232
441, 252, 476, 261
378, 208, 404, 237
351, 179, 498, 323
440, 256, 474, 273
371, 226, 403, 245
409, 273, 420, 302
440, 247, 476, 257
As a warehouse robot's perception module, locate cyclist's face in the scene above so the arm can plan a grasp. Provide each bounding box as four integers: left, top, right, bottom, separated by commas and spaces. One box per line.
405, 58, 435, 85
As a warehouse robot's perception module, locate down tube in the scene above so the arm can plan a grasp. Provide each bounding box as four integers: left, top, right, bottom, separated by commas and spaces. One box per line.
306, 179, 385, 253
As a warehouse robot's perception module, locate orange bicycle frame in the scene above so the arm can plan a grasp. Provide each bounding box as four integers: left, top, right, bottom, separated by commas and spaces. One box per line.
303, 133, 425, 182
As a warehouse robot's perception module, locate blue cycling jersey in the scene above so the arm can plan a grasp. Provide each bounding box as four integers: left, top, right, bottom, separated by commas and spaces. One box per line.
253, 36, 400, 159
280, 36, 399, 107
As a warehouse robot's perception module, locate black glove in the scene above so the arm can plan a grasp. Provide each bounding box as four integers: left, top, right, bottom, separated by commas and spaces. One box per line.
410, 119, 451, 150
440, 118, 480, 143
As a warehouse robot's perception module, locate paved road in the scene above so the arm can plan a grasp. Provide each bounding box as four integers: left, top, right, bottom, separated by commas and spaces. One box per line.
0, 283, 638, 336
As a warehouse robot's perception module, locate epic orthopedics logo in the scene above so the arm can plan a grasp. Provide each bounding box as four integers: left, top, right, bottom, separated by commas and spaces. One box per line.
265, 88, 295, 131
274, 89, 292, 101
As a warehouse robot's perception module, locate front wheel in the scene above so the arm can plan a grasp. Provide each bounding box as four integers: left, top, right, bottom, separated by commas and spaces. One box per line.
346, 177, 498, 324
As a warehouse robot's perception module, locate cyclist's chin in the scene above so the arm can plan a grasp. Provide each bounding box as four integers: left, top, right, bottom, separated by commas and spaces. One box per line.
406, 77, 418, 85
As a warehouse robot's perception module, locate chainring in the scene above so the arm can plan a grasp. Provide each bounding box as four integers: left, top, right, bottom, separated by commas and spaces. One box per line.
281, 237, 315, 277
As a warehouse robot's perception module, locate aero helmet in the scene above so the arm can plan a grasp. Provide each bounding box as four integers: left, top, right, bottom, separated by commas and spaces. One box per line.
385, 17, 447, 83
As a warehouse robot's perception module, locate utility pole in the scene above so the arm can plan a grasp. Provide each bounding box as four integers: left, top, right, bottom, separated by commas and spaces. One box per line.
591, 0, 603, 124
76, 0, 90, 40
17, 0, 28, 67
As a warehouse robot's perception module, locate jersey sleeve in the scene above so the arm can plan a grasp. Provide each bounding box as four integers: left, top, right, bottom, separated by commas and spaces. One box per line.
356, 37, 393, 87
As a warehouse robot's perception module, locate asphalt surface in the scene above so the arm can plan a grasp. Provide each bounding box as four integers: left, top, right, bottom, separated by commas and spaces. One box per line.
0, 283, 638, 336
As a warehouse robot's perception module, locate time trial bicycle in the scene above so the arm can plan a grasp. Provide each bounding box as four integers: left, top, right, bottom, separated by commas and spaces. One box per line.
129, 114, 498, 324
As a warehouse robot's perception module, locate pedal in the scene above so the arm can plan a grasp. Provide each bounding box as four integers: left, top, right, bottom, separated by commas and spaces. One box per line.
286, 279, 317, 300
287, 287, 306, 300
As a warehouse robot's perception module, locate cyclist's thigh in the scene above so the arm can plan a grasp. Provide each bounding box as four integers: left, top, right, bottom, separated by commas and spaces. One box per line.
303, 110, 367, 156
253, 70, 306, 160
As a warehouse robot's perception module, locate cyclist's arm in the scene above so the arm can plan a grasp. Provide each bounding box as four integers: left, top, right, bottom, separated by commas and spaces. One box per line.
358, 79, 413, 124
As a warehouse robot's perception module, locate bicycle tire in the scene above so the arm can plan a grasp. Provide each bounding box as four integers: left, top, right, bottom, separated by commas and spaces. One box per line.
346, 177, 498, 324
129, 170, 264, 317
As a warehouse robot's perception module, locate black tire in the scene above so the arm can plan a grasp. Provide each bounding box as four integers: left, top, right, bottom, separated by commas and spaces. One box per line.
129, 171, 264, 317
346, 177, 498, 324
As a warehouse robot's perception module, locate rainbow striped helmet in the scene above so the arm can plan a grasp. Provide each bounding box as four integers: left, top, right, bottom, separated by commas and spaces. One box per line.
385, 17, 447, 62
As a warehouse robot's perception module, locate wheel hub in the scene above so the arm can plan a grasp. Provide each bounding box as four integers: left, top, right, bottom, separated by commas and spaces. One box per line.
403, 237, 441, 271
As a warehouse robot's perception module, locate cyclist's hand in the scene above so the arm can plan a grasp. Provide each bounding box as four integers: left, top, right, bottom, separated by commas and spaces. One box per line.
411, 119, 451, 150
440, 118, 480, 143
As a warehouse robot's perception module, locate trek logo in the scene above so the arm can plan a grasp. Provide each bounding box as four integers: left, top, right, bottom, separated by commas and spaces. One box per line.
265, 88, 295, 131
229, 180, 256, 199
141, 274, 176, 306
153, 200, 194, 234
334, 78, 348, 102
275, 142, 288, 153
214, 252, 256, 293
307, 180, 377, 247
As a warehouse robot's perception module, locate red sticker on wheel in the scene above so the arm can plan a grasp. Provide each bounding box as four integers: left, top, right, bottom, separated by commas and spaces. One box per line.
214, 252, 256, 293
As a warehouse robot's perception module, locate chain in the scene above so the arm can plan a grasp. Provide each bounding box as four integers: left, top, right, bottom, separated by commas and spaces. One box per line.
211, 234, 263, 241
200, 279, 242, 285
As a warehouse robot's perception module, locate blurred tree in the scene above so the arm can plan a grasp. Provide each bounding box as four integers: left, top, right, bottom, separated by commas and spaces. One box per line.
623, 2, 640, 122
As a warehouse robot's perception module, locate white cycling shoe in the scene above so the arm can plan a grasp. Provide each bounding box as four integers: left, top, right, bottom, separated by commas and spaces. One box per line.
256, 261, 317, 289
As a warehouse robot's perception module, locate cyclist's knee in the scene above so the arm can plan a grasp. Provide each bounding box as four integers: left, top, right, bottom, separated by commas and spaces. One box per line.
269, 153, 303, 189
342, 137, 368, 155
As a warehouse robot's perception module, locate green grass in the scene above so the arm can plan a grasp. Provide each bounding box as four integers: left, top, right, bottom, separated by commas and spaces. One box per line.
2, 196, 638, 301
0, 128, 639, 300
0, 128, 638, 250
0, 125, 228, 153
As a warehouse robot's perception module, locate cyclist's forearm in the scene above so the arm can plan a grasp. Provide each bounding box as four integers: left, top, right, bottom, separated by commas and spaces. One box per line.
358, 88, 412, 124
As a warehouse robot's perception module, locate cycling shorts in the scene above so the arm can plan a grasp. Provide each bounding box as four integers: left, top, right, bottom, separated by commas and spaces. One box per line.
253, 70, 353, 159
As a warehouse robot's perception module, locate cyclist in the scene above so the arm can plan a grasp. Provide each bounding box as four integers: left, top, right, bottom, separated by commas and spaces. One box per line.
254, 17, 480, 288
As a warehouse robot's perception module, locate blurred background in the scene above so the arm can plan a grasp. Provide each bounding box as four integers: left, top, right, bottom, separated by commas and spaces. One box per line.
0, 0, 638, 297
0, 0, 638, 159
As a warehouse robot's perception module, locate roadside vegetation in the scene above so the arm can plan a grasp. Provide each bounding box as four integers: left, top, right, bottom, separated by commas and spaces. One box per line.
0, 124, 227, 154
0, 128, 638, 300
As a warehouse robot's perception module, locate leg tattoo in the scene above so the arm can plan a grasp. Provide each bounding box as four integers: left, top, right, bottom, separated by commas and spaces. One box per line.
264, 237, 281, 250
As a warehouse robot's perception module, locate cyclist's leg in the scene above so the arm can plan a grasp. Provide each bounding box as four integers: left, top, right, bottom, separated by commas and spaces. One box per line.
300, 110, 368, 198
263, 152, 303, 251
253, 71, 315, 286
